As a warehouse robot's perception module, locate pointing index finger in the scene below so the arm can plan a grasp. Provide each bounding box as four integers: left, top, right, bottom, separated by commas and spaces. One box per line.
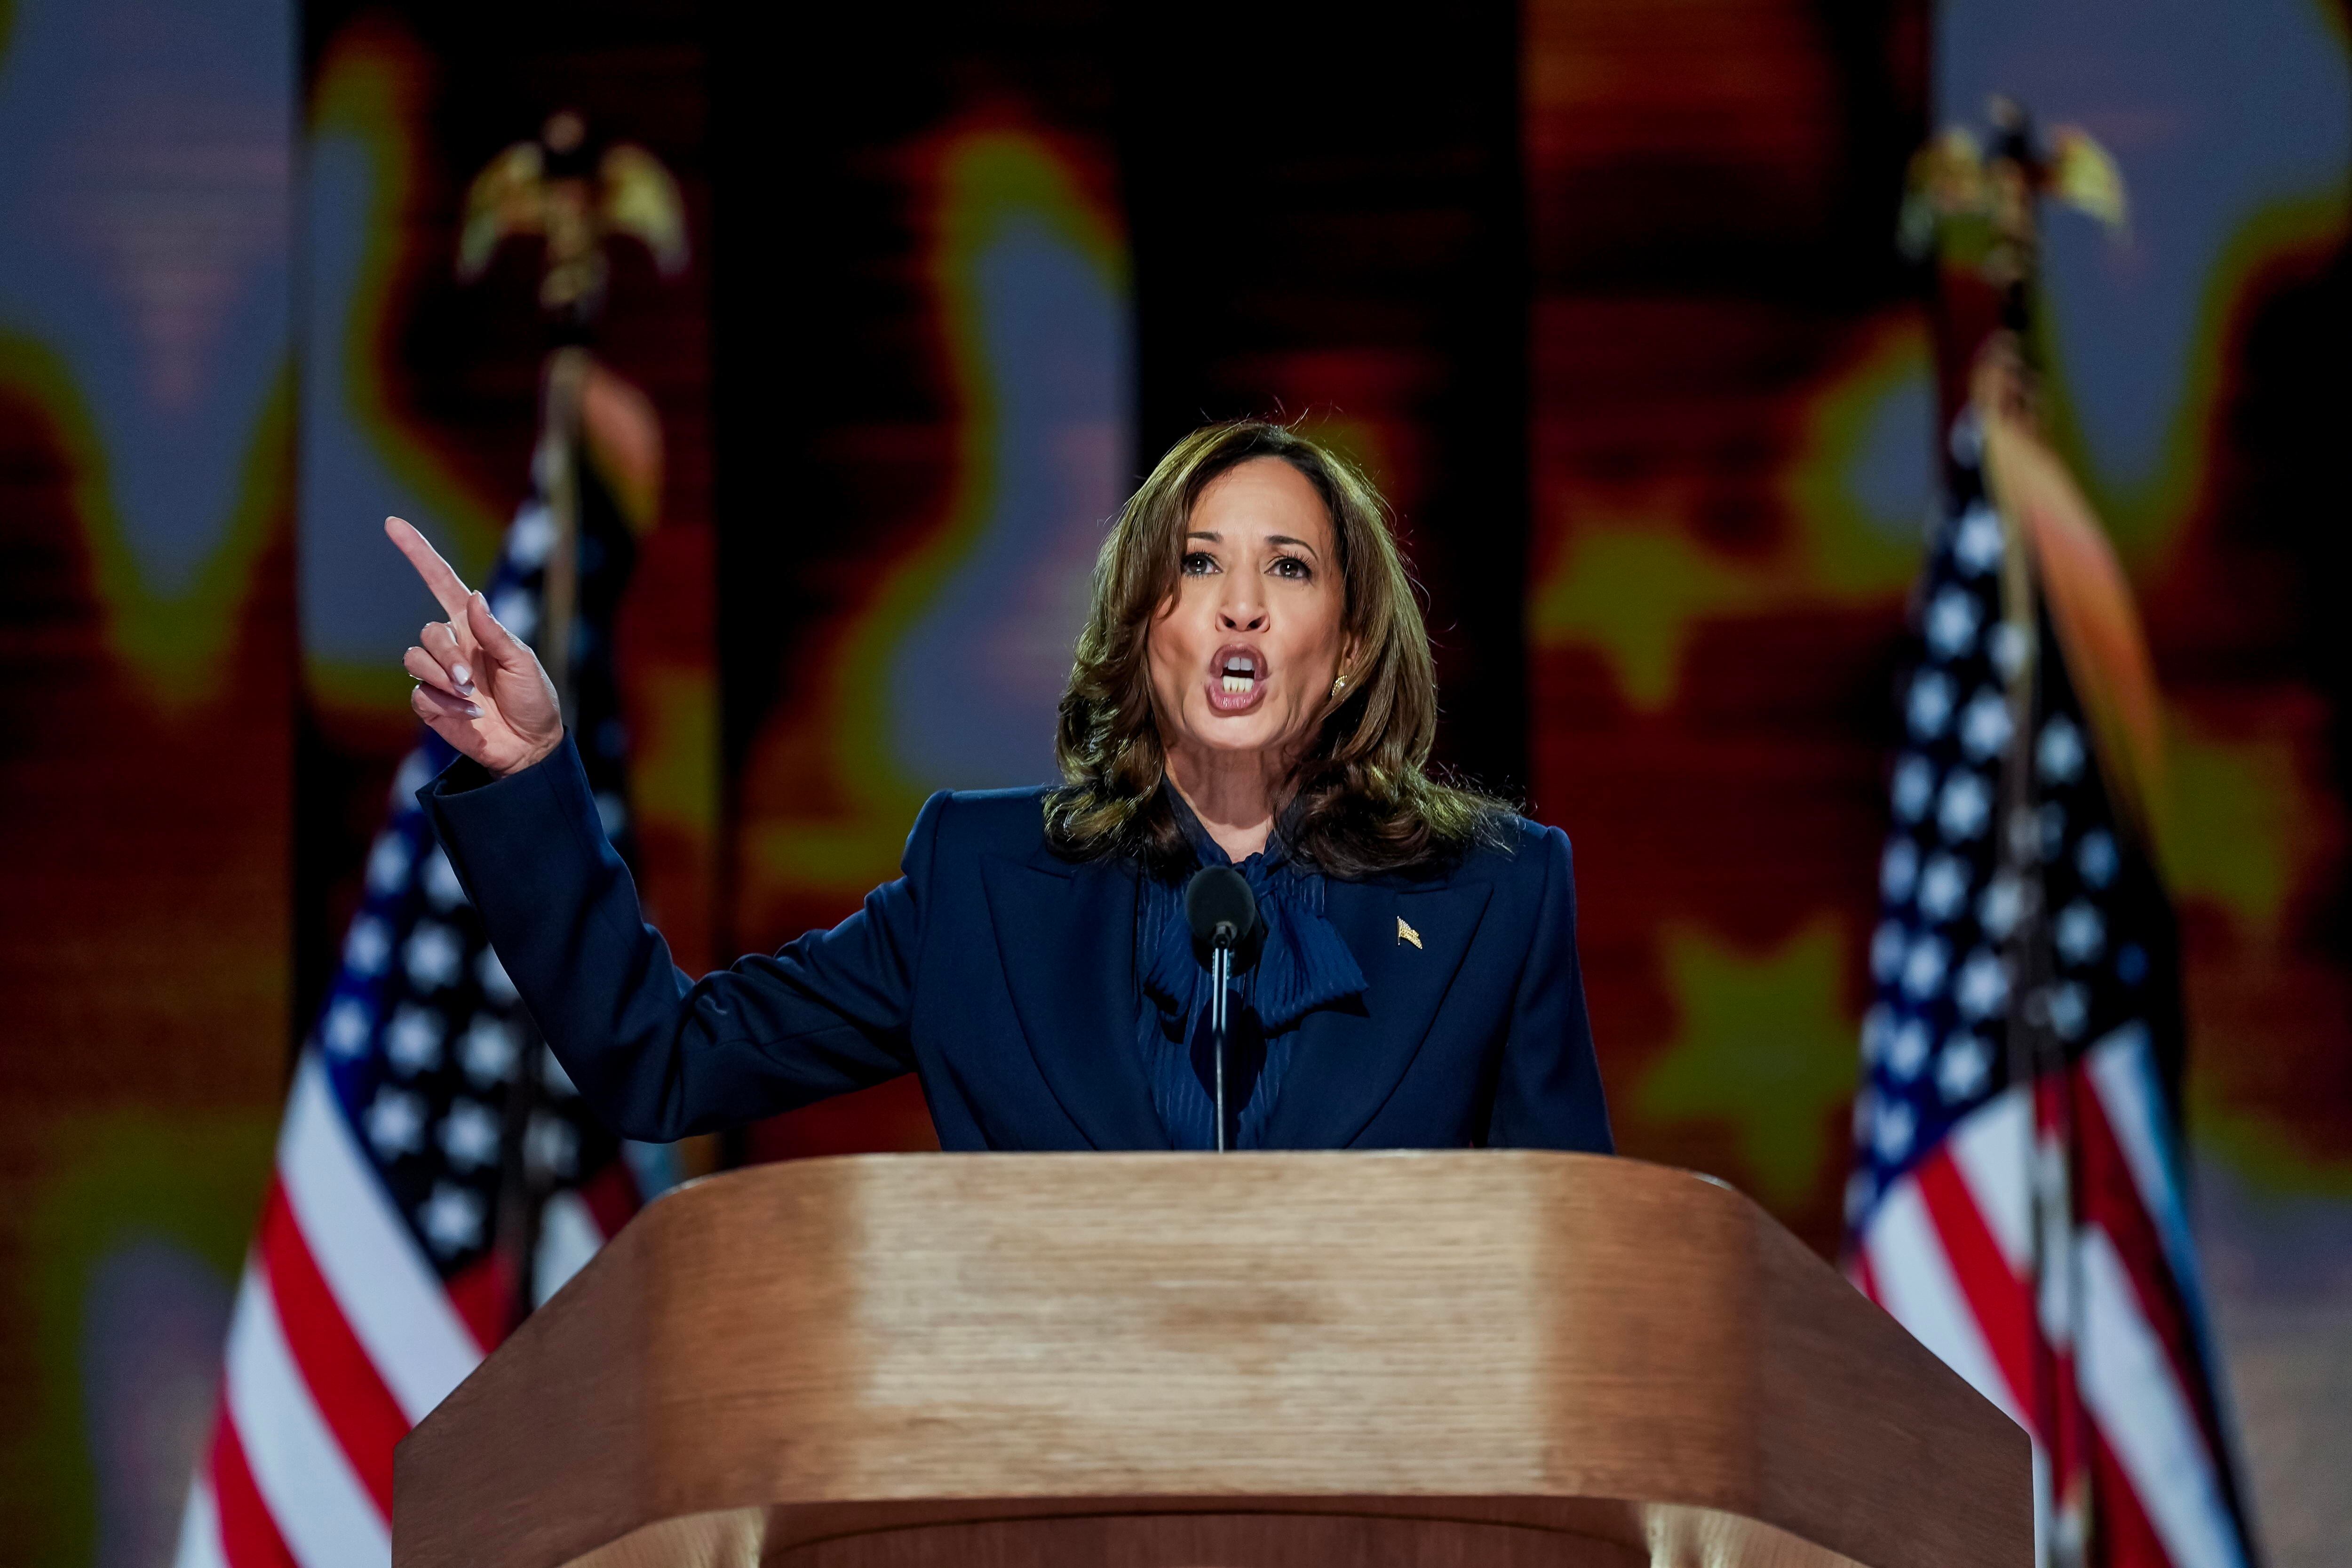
385, 516, 474, 621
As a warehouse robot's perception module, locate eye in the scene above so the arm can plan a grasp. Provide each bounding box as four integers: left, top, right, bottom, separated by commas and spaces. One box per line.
1269, 554, 1312, 581
1181, 551, 1219, 576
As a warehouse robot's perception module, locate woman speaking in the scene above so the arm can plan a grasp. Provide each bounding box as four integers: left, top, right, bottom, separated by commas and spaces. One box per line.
395, 420, 1610, 1153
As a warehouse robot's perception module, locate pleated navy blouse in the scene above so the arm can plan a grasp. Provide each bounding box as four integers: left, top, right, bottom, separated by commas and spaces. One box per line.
1134, 791, 1371, 1149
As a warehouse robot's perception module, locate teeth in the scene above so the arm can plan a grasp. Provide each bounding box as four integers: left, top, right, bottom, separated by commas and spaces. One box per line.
1221, 675, 1254, 694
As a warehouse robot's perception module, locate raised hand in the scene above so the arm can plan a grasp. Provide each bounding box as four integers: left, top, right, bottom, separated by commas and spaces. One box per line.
388, 517, 564, 777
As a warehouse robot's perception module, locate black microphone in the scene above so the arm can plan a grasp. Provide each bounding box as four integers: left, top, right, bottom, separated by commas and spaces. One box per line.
1184, 867, 1258, 1154
1184, 865, 1257, 952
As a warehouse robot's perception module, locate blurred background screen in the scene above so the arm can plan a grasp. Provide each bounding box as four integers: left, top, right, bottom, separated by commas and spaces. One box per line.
0, 0, 2345, 1564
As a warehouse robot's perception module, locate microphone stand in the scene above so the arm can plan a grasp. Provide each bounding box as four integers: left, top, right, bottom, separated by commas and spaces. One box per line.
1185, 866, 1253, 1154
1209, 927, 1234, 1153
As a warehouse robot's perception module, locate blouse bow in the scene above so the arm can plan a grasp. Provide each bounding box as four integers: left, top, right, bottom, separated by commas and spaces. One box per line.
1134, 792, 1367, 1148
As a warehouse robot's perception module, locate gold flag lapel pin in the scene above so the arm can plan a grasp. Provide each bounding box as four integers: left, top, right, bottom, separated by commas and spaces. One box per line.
1397, 916, 1422, 949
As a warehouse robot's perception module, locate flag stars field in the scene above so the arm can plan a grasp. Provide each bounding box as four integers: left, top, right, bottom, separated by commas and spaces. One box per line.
403, 923, 463, 990
1873, 921, 1907, 982
1950, 505, 2002, 574
344, 915, 390, 976
1979, 874, 2021, 940
1985, 622, 2026, 681
460, 1016, 518, 1087
2078, 830, 2118, 888
1902, 934, 1949, 1000
1937, 771, 1991, 840
526, 1115, 579, 1182
385, 1006, 444, 1075
1926, 585, 1979, 657
478, 947, 519, 1004
1959, 690, 2010, 760
439, 1101, 501, 1171
1936, 1035, 1990, 1103
366, 1088, 425, 1158
422, 847, 468, 909
1882, 838, 1918, 901
1910, 669, 1955, 738
1886, 1018, 1931, 1081
323, 996, 372, 1058
1892, 755, 1934, 821
2032, 802, 2066, 861
1917, 853, 1971, 923
2056, 902, 2105, 966
1954, 950, 2006, 1019
366, 832, 412, 894
2038, 714, 2085, 782
420, 1184, 485, 1256
489, 588, 536, 640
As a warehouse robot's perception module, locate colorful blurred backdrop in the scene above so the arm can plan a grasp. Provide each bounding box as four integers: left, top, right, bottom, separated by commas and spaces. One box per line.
0, 0, 2344, 1563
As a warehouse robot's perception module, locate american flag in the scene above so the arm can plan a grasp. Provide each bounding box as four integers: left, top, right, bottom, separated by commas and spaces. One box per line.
172, 468, 659, 1568
1843, 407, 2259, 1568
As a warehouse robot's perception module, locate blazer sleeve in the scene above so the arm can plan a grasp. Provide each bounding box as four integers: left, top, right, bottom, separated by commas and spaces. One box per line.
1483, 825, 1614, 1153
421, 735, 941, 1141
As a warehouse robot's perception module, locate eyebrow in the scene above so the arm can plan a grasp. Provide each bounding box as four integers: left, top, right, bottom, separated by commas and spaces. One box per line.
1185, 529, 1323, 560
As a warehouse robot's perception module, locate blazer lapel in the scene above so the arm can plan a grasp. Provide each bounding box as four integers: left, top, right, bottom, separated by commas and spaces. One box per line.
978, 854, 1170, 1150
1262, 876, 1493, 1148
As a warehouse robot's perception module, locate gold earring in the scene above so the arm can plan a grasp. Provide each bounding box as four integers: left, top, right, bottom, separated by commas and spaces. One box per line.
1331, 675, 1348, 697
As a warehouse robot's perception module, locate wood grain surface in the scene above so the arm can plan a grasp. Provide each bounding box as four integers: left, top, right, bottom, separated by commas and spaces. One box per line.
393, 1152, 2027, 1568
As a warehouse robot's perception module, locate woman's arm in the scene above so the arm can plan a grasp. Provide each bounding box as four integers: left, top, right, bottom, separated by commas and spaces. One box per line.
388, 514, 936, 1140
1484, 825, 1614, 1152
423, 737, 938, 1141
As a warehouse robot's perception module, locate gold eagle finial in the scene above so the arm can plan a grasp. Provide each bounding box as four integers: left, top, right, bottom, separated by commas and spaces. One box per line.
458, 109, 689, 322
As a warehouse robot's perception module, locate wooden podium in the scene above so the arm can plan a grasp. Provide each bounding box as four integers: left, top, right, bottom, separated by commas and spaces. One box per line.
394, 1152, 2026, 1568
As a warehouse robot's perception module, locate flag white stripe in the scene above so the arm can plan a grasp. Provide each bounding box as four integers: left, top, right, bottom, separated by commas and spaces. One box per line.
1946, 1084, 2032, 1273
1862, 1177, 2028, 1427
170, 1476, 228, 1568
532, 1190, 602, 1307
222, 1263, 390, 1568
2076, 1226, 2246, 1568
278, 1053, 479, 1421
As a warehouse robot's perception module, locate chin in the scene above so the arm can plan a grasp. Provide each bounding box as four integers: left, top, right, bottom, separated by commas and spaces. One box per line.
1183, 709, 1296, 758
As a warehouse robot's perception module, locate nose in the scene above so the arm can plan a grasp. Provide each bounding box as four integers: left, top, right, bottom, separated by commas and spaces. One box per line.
1216, 578, 1267, 634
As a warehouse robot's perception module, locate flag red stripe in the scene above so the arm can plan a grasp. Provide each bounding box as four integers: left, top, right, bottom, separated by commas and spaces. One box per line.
575, 1157, 638, 1241
1915, 1147, 2038, 1420
257, 1182, 405, 1519
1846, 1244, 1882, 1309
2091, 1425, 2175, 1568
443, 1248, 516, 1353
206, 1407, 298, 1568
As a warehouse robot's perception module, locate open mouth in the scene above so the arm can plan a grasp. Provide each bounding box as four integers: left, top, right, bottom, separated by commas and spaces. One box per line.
1208, 645, 1266, 710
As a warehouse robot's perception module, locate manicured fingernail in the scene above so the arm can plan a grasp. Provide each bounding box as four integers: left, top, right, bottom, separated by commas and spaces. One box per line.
462, 702, 483, 718
452, 663, 470, 686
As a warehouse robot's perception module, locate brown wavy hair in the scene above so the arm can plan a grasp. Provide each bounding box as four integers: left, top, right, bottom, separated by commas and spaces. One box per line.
1044, 419, 1510, 878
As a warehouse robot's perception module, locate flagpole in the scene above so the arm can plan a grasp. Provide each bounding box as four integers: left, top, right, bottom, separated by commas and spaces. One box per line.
538, 346, 590, 732
1976, 101, 2094, 1568
485, 109, 604, 1326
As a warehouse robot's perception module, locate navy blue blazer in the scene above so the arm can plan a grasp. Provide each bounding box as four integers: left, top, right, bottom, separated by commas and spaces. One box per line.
422, 736, 1611, 1154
